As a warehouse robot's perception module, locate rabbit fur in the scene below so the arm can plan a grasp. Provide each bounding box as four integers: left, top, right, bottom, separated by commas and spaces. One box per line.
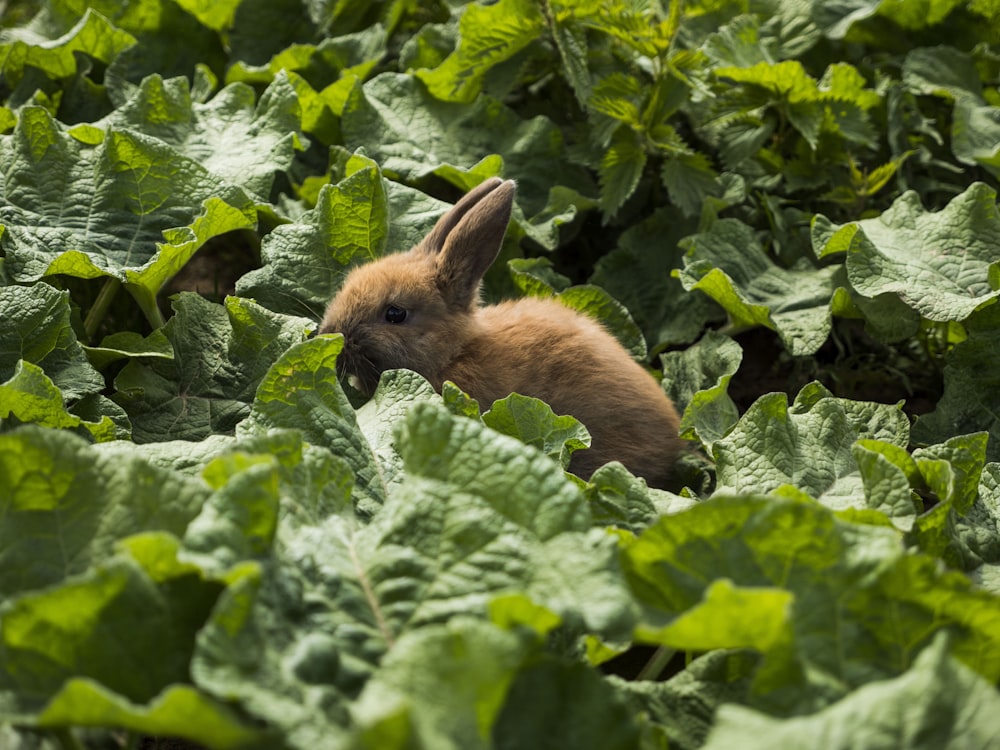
318, 177, 682, 487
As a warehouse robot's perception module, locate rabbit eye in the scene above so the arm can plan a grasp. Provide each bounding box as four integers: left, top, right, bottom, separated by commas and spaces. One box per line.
384, 305, 408, 324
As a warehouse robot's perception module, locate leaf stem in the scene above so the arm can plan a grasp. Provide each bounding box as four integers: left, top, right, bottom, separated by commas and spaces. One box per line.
636, 645, 676, 681
131, 285, 167, 331
52, 728, 86, 750
84, 277, 122, 343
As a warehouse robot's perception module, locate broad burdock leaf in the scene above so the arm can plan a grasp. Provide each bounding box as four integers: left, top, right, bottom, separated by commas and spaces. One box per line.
415, 0, 545, 104
913, 308, 1000, 462
584, 462, 698, 534
36, 682, 268, 750
114, 293, 310, 443
908, 432, 990, 569
0, 107, 258, 309
483, 393, 591, 470
813, 183, 1000, 322
236, 153, 389, 318
239, 335, 385, 512
0, 284, 102, 401
4, 531, 265, 746
817, 0, 968, 39
0, 361, 117, 441
622, 494, 1000, 715
0, 8, 136, 88
192, 402, 635, 748
89, 71, 306, 198
614, 649, 758, 750
678, 218, 841, 355
341, 73, 592, 215
661, 330, 742, 450
354, 369, 440, 492
702, 635, 1000, 750
713, 384, 914, 525
0, 533, 225, 719
591, 208, 720, 351
0, 426, 209, 597
350, 619, 533, 750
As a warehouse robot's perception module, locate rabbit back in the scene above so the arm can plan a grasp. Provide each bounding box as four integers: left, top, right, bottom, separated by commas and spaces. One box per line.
447, 297, 682, 487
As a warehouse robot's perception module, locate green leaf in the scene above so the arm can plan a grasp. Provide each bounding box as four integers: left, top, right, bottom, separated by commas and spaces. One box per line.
0, 426, 209, 597
913, 311, 1000, 462
491, 657, 641, 750
599, 127, 646, 219
113, 294, 309, 443
82, 329, 174, 370
0, 361, 115, 440
341, 73, 591, 215
508, 261, 647, 360
661, 330, 742, 450
0, 535, 224, 719
623, 494, 1000, 713
93, 72, 305, 198
714, 385, 914, 524
236, 156, 389, 318
0, 8, 136, 87
0, 284, 102, 401
0, 107, 257, 294
37, 681, 268, 749
351, 619, 532, 749
483, 393, 591, 470
172, 0, 242, 31
591, 207, 720, 351
354, 369, 441, 491
679, 218, 841, 355
702, 635, 1000, 750
239, 335, 386, 514
584, 462, 698, 534
415, 0, 545, 104
714, 60, 879, 148
814, 184, 1000, 322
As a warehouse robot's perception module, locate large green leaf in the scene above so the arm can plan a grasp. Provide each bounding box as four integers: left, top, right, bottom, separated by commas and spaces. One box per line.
414, 0, 545, 104
0, 107, 258, 308
0, 8, 136, 88
623, 494, 1000, 714
235, 154, 389, 318
88, 71, 305, 198
661, 330, 742, 450
814, 183, 1000, 322
702, 635, 1000, 750
679, 218, 842, 355
0, 533, 225, 719
0, 426, 209, 597
0, 283, 102, 401
113, 293, 310, 443
713, 384, 915, 525
341, 73, 591, 215
591, 208, 720, 351
191, 400, 634, 748
913, 309, 1000, 461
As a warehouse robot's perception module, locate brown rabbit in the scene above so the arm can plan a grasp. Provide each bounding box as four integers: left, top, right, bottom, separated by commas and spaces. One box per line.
318, 177, 682, 487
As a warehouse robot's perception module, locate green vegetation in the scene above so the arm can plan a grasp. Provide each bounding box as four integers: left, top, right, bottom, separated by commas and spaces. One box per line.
2, 0, 1000, 747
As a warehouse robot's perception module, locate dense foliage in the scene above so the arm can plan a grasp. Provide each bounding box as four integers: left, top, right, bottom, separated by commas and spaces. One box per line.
3, 0, 1000, 747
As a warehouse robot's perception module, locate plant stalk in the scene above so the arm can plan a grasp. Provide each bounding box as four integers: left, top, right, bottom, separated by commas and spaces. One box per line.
84, 277, 122, 343
52, 728, 86, 750
636, 646, 676, 681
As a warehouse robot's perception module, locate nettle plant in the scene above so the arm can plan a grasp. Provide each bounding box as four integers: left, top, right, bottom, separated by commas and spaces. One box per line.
2, 1, 1000, 749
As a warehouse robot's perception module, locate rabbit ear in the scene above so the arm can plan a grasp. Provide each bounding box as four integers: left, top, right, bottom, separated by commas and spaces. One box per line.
429, 179, 515, 309
417, 177, 506, 255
